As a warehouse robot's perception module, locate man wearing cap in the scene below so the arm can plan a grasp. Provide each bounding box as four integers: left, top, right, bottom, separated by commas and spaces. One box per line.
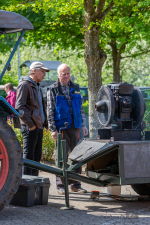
47, 63, 88, 194
15, 61, 50, 176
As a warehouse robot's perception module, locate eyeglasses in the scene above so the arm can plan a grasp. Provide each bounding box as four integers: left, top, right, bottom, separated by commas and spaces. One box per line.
40, 69, 46, 74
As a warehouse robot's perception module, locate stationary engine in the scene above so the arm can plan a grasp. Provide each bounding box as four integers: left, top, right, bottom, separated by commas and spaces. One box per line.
95, 82, 146, 141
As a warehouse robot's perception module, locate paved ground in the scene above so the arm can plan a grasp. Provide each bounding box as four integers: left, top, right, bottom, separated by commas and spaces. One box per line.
1, 167, 150, 225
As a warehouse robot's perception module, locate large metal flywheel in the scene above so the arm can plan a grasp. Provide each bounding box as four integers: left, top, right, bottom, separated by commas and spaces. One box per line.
96, 86, 115, 127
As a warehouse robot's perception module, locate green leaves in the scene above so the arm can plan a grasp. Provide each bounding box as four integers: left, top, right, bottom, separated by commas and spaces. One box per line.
3, 0, 149, 56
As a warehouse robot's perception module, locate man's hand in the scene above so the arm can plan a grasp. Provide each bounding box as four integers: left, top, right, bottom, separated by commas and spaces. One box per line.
82, 127, 88, 136
29, 125, 36, 131
52, 131, 58, 140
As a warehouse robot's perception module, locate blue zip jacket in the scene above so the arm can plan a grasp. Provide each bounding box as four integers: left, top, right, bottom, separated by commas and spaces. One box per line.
49, 81, 82, 131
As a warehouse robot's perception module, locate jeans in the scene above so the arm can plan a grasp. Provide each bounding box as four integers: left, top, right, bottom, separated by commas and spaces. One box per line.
21, 125, 43, 176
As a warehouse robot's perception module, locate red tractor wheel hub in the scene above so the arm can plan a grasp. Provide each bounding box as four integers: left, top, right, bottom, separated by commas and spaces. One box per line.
0, 139, 9, 191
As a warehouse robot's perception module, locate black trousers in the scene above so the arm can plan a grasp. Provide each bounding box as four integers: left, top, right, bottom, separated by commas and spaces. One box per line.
21, 125, 43, 176
55, 126, 81, 189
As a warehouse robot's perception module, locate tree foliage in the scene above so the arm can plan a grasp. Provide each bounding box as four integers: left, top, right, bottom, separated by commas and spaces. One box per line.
3, 1, 150, 82
100, 0, 150, 82
2, 0, 85, 51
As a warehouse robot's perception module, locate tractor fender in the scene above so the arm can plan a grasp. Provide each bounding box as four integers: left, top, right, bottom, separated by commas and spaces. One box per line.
0, 96, 20, 118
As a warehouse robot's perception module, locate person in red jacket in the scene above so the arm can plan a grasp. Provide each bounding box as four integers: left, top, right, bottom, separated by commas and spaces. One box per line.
4, 83, 16, 108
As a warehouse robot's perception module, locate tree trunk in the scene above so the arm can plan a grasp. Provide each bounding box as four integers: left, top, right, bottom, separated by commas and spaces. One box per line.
84, 8, 106, 138
83, 0, 114, 138
110, 40, 126, 83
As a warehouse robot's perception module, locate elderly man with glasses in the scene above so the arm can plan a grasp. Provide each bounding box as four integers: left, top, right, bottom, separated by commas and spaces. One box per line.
47, 63, 88, 195
16, 61, 50, 176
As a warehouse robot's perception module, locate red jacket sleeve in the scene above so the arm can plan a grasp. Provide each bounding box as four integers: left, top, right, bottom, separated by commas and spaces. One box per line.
6, 90, 16, 108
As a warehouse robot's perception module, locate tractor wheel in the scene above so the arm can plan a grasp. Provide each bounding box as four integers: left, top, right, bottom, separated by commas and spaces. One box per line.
131, 183, 150, 196
0, 117, 22, 210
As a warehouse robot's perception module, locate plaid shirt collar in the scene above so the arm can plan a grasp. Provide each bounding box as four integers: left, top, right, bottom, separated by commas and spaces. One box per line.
59, 80, 70, 88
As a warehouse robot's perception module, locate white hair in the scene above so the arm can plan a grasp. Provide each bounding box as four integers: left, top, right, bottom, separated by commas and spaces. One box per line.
57, 63, 71, 75
28, 67, 40, 75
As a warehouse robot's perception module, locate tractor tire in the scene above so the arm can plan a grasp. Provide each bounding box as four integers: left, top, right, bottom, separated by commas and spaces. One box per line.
0, 117, 22, 210
131, 183, 150, 196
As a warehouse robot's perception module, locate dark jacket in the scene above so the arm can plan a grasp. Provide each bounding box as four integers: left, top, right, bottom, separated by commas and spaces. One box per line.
15, 75, 48, 129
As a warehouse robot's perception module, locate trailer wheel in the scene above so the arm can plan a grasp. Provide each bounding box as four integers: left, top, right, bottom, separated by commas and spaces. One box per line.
131, 183, 150, 196
0, 117, 22, 209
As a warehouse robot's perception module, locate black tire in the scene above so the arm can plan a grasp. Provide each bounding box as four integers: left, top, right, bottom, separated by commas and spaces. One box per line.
131, 183, 150, 196
0, 117, 23, 209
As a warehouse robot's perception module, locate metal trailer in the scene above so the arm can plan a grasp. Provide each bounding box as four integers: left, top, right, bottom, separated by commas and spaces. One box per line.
23, 82, 150, 209
0, 10, 33, 210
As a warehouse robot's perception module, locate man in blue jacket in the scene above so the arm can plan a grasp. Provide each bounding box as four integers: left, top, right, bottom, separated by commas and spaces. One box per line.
47, 63, 88, 195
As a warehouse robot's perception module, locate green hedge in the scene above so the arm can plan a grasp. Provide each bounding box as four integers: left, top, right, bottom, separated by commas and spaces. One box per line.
42, 128, 55, 161
83, 100, 89, 115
